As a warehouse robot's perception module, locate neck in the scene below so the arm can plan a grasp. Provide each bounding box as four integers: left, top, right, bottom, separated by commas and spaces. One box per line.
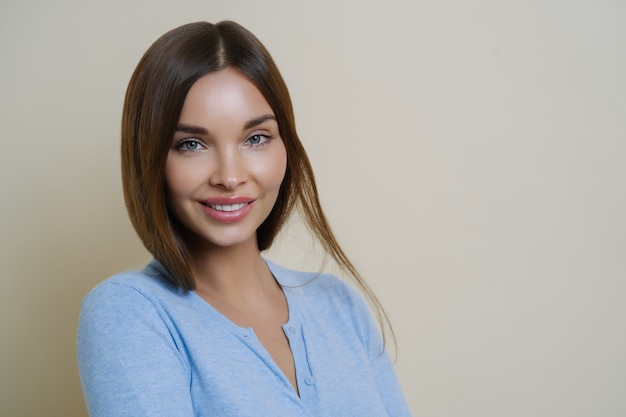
188, 237, 276, 302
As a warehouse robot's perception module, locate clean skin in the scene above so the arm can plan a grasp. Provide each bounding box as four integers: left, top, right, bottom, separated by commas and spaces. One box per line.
165, 68, 298, 393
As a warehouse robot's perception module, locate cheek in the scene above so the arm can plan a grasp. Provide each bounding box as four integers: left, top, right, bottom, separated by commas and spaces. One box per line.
164, 155, 203, 198
247, 142, 287, 188
260, 145, 288, 190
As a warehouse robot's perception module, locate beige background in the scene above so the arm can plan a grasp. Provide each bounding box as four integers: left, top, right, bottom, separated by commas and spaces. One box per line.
1, 0, 625, 416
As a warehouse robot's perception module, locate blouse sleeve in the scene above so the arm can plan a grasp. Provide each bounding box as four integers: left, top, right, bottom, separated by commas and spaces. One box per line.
343, 283, 414, 417
77, 281, 195, 417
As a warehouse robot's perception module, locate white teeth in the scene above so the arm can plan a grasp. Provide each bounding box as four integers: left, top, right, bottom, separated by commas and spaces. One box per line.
209, 203, 247, 212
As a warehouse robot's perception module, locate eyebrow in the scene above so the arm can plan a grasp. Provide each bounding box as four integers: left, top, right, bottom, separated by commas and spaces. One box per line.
243, 114, 277, 129
175, 114, 277, 135
175, 124, 208, 134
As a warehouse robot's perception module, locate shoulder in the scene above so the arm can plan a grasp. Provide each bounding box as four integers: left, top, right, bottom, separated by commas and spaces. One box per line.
265, 258, 356, 298
80, 260, 188, 322
77, 260, 196, 364
266, 259, 373, 323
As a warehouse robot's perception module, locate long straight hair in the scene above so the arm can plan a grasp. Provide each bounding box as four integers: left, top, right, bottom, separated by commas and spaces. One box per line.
121, 21, 394, 348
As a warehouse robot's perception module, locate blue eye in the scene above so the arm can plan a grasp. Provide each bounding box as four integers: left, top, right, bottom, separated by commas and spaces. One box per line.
247, 134, 270, 146
179, 140, 202, 151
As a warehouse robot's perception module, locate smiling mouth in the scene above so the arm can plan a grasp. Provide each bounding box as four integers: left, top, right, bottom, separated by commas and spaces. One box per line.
206, 202, 250, 212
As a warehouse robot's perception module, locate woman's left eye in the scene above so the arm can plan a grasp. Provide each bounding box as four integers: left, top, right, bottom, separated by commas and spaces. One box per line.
247, 134, 270, 146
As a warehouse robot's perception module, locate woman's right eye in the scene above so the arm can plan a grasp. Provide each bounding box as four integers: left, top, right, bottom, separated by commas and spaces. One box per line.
177, 139, 203, 151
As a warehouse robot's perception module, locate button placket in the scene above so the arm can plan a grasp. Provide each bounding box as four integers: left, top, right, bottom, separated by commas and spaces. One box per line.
284, 326, 315, 388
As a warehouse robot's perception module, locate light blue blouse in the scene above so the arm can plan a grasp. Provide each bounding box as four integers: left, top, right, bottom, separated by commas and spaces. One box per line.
77, 259, 412, 416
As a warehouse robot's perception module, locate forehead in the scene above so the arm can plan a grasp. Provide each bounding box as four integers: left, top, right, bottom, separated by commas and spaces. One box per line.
178, 68, 274, 129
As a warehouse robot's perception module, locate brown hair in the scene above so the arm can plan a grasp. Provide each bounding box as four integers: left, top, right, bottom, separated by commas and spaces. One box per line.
121, 21, 393, 346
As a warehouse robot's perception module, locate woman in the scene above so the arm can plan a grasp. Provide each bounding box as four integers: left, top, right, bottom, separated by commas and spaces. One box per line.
77, 21, 411, 417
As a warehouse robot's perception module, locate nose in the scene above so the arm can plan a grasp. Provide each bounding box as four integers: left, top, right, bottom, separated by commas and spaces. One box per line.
209, 148, 247, 190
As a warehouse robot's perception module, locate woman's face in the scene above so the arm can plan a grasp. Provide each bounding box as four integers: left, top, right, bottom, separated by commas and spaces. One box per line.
165, 68, 287, 251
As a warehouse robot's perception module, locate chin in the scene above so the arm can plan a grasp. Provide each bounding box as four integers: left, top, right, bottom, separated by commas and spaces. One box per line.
192, 229, 259, 251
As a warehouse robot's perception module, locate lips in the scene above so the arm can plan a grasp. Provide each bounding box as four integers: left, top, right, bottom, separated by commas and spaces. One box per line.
200, 196, 255, 223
